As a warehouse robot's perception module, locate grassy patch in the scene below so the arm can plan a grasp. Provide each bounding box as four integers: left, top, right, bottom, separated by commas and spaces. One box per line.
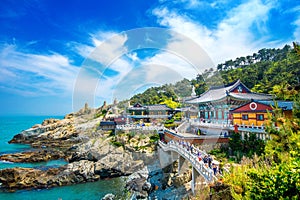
110, 140, 123, 147
149, 134, 160, 143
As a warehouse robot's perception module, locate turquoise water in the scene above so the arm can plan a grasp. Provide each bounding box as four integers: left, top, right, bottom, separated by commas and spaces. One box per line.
0, 178, 125, 200
0, 159, 68, 170
0, 116, 125, 200
0, 116, 49, 154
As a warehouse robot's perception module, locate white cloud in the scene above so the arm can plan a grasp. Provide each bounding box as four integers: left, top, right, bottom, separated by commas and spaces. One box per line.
111, 63, 184, 101
291, 6, 300, 41
0, 44, 79, 96
72, 30, 137, 107
90, 33, 128, 66
152, 0, 278, 64
78, 26, 216, 104
75, 30, 128, 65
126, 52, 139, 61
294, 18, 300, 41
141, 51, 202, 79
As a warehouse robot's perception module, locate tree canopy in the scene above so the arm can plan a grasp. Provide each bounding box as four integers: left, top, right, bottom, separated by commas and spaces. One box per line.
130, 42, 300, 105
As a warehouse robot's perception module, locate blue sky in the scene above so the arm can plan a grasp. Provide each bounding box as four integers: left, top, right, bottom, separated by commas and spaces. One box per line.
0, 0, 299, 115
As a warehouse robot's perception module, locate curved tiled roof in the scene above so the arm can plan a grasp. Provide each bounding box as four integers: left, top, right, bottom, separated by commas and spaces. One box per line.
230, 92, 273, 100
147, 104, 172, 111
128, 104, 171, 111
186, 80, 273, 104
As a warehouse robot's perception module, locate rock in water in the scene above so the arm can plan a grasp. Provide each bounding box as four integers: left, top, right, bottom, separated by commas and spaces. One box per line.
142, 181, 152, 192
101, 193, 115, 200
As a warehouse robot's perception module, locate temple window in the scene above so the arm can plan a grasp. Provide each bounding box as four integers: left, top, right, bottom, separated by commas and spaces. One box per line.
256, 114, 264, 121
242, 114, 248, 120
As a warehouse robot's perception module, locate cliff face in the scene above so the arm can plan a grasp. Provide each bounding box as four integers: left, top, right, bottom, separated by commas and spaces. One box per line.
0, 111, 157, 191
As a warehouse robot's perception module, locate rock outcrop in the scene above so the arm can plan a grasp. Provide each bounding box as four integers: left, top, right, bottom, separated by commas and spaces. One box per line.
0, 157, 146, 191
70, 137, 146, 177
0, 150, 65, 163
8, 116, 79, 155
0, 167, 61, 190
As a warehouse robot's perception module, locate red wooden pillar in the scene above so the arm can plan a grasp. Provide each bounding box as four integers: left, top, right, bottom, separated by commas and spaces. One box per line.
234, 124, 239, 133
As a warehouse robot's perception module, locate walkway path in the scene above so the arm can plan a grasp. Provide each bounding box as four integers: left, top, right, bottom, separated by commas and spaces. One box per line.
158, 140, 216, 190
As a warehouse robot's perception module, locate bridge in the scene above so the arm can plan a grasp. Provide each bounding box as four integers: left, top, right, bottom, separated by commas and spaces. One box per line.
158, 140, 217, 193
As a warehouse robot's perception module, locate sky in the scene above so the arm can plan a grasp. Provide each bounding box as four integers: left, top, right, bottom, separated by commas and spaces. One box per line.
0, 0, 299, 115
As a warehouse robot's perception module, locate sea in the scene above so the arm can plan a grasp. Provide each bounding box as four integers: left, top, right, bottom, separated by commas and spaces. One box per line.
0, 116, 125, 200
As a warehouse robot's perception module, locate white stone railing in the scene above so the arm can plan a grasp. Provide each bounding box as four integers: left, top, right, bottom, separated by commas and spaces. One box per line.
127, 114, 171, 118
191, 120, 280, 134
176, 119, 190, 133
158, 140, 216, 183
116, 124, 164, 131
191, 120, 232, 129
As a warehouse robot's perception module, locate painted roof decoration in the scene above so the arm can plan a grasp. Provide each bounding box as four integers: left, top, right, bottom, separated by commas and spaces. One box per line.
186, 80, 273, 104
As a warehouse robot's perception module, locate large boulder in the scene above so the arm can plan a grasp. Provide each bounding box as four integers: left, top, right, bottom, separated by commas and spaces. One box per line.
72, 138, 145, 176
63, 160, 99, 182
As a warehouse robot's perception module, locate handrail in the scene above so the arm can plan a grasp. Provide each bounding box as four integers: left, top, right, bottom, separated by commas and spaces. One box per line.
176, 119, 189, 133
116, 124, 164, 131
158, 140, 217, 182
191, 120, 279, 134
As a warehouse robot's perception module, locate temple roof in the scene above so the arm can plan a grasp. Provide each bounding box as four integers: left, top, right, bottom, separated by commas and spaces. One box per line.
186, 79, 273, 104
230, 93, 273, 100
129, 106, 147, 111
147, 104, 172, 111
128, 104, 171, 111
257, 100, 293, 110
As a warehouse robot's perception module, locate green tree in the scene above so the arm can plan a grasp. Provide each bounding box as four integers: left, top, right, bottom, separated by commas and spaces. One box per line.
224, 96, 300, 199
160, 98, 180, 109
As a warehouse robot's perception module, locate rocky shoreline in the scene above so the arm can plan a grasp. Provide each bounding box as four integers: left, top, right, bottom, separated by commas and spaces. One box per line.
0, 106, 198, 199
0, 108, 159, 196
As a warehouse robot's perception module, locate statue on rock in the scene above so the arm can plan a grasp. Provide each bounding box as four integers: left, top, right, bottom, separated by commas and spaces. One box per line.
113, 98, 118, 105
191, 85, 196, 97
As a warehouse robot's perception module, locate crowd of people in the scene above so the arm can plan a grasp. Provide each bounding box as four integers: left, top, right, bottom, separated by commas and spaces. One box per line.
169, 140, 224, 176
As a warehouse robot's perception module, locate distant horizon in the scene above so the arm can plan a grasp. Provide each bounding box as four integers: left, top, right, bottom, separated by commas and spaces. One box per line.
0, 114, 65, 117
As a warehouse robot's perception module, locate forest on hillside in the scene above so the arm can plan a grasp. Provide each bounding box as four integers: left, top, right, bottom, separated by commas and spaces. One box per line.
128, 43, 300, 199
130, 42, 300, 106
216, 43, 300, 200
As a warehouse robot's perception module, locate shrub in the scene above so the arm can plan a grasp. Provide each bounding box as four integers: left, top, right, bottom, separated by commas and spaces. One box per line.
111, 140, 123, 147
149, 134, 160, 143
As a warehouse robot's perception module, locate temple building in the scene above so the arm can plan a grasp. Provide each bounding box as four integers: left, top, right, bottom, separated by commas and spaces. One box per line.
230, 100, 293, 126
185, 80, 274, 124
127, 103, 172, 122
